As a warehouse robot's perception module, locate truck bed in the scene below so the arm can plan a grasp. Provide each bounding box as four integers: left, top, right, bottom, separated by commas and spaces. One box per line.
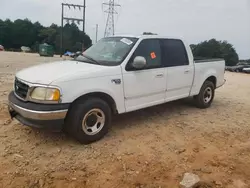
189, 59, 225, 96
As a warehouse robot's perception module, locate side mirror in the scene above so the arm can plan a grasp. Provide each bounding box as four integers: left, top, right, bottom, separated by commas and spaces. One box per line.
132, 56, 146, 69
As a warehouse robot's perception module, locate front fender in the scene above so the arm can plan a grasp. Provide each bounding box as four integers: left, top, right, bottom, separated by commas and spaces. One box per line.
53, 76, 126, 114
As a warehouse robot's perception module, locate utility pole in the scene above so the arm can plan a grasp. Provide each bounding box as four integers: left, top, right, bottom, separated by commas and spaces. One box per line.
83, 0, 86, 33
60, 3, 64, 57
103, 0, 120, 37
95, 24, 99, 43
60, 1, 86, 57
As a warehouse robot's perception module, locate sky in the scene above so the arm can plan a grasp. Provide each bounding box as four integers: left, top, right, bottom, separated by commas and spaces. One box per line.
0, 0, 250, 59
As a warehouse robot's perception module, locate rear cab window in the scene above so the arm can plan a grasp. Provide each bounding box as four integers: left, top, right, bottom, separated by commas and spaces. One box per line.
161, 39, 189, 67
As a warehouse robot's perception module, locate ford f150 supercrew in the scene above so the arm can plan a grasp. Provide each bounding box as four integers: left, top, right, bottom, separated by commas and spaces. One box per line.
8, 35, 226, 144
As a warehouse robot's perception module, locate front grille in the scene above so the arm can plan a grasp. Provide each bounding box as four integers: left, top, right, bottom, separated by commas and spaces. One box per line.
14, 78, 29, 99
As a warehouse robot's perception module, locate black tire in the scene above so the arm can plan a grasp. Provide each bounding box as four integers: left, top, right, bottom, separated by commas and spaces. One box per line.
194, 81, 215, 109
64, 97, 111, 144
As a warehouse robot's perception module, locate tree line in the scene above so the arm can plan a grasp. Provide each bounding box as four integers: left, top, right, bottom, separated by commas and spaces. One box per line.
190, 39, 240, 66
0, 21, 247, 66
0, 19, 92, 54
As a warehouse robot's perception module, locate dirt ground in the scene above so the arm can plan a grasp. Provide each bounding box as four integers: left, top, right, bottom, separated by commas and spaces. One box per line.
0, 51, 250, 188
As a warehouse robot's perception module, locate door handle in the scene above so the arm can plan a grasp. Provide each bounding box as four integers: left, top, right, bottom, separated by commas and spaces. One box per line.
184, 70, 190, 74
155, 74, 164, 78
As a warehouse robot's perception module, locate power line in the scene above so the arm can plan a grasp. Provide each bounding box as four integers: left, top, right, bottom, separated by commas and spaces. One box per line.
103, 0, 121, 37
60, 1, 86, 57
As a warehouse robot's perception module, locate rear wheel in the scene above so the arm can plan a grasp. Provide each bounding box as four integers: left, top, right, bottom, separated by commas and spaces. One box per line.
194, 81, 215, 109
65, 97, 111, 144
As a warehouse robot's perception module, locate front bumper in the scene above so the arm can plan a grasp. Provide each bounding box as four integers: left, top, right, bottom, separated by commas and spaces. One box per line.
8, 91, 70, 130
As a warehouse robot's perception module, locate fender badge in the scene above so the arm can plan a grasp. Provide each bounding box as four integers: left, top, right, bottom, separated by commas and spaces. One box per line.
111, 79, 121, 85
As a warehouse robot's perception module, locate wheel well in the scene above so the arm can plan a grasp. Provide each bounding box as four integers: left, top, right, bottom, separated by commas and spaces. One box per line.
206, 76, 217, 87
71, 92, 117, 114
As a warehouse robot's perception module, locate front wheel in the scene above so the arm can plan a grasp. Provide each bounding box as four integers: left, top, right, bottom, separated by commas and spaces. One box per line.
65, 97, 111, 144
194, 81, 215, 109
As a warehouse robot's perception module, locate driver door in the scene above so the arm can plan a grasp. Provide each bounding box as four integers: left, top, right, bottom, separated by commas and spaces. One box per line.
122, 39, 167, 112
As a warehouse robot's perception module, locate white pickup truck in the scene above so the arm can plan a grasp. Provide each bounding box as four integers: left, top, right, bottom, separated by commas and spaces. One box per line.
8, 35, 225, 144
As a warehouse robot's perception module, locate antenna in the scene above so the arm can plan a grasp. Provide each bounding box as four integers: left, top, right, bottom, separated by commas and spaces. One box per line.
103, 0, 121, 37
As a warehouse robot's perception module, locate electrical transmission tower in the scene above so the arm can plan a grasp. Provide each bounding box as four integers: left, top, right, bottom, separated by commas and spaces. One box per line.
103, 0, 121, 37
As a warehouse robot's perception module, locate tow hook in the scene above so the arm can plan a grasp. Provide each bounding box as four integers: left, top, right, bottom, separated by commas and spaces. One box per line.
8, 106, 17, 119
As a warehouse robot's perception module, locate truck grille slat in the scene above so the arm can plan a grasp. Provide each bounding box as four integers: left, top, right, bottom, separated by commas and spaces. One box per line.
14, 79, 29, 99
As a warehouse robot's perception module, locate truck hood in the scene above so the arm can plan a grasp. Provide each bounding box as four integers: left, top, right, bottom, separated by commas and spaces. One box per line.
16, 60, 119, 85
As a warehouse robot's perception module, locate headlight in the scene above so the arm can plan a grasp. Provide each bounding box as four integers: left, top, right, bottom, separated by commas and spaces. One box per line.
30, 87, 61, 101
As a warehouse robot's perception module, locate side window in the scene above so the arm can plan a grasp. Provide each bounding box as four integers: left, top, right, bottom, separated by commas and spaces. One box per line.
128, 39, 162, 69
162, 39, 189, 67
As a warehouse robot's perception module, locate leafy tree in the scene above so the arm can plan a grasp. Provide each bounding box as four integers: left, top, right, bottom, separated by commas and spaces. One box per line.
191, 39, 239, 66
10, 19, 37, 49
0, 19, 13, 49
39, 27, 57, 44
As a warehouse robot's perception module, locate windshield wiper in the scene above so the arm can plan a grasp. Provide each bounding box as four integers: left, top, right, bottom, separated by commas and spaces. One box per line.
80, 54, 100, 65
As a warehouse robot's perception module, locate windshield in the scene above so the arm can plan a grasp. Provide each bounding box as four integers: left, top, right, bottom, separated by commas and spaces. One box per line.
75, 37, 138, 66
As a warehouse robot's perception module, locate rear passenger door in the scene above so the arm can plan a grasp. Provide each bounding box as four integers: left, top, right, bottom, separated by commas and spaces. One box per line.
161, 39, 194, 101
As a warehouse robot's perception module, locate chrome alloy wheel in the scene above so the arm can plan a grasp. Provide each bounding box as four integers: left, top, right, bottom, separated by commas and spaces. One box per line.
82, 109, 105, 135
203, 87, 212, 103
